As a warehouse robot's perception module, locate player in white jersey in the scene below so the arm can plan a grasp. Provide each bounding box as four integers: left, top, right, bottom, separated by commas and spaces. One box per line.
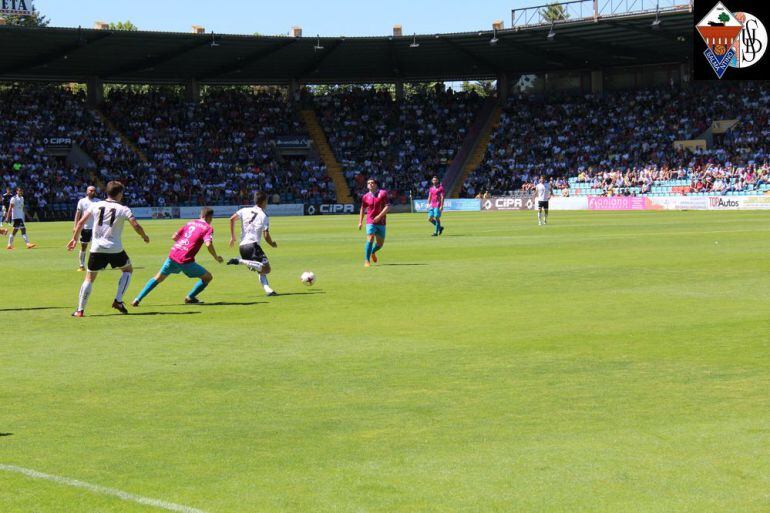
74, 185, 98, 271
5, 187, 36, 249
67, 181, 150, 317
535, 177, 551, 226
227, 191, 279, 296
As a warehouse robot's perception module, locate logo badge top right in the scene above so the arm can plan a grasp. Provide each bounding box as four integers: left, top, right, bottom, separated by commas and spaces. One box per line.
696, 2, 767, 78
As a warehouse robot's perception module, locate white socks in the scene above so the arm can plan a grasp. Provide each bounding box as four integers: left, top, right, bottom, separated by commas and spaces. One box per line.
78, 281, 93, 312
22, 233, 29, 244
8, 234, 13, 245
79, 251, 86, 268
259, 274, 273, 294
116, 272, 132, 302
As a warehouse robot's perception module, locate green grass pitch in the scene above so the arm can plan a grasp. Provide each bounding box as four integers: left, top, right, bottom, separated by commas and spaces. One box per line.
1, 211, 769, 512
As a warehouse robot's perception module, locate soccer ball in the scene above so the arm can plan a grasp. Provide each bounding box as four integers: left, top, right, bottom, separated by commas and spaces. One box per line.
300, 271, 316, 286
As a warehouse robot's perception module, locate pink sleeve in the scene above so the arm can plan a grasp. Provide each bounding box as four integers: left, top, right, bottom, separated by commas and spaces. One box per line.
173, 226, 185, 239
204, 226, 214, 242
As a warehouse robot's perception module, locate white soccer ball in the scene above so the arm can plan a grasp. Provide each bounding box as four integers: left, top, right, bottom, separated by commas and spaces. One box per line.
300, 271, 316, 286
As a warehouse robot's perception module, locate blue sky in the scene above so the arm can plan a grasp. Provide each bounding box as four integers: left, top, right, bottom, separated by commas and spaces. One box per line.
34, 0, 545, 36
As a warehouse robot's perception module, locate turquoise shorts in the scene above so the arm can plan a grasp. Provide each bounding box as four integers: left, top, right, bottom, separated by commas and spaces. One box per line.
428, 207, 442, 219
366, 224, 386, 238
159, 257, 207, 278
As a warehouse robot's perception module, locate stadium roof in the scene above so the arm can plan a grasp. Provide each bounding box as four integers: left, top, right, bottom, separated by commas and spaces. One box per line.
0, 11, 693, 85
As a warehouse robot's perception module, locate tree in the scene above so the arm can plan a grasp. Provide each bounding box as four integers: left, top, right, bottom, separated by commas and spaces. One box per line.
108, 20, 138, 31
1, 1, 49, 27
541, 3, 569, 23
718, 12, 730, 23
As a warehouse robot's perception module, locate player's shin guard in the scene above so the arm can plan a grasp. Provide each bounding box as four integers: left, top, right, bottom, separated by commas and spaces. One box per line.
372, 243, 382, 254
21, 229, 29, 244
79, 250, 86, 268
365, 240, 375, 262
135, 277, 159, 302
77, 281, 92, 312
8, 234, 13, 246
188, 279, 208, 299
434, 219, 441, 234
116, 272, 132, 302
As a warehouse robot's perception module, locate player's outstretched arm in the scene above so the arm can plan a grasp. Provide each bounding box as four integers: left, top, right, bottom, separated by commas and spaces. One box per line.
263, 229, 277, 248
128, 218, 150, 243
205, 241, 224, 263
229, 214, 238, 247
358, 205, 364, 230
67, 212, 91, 250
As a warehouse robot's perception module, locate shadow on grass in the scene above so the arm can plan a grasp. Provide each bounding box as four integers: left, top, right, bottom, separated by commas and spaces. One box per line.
269, 290, 326, 297
196, 301, 267, 306
88, 311, 202, 317
378, 263, 428, 267
0, 307, 68, 312
0, 433, 12, 437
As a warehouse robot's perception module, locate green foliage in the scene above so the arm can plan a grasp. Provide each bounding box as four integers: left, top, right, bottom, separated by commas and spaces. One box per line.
541, 2, 569, 23
718, 12, 730, 23
108, 20, 139, 31
0, 4, 48, 27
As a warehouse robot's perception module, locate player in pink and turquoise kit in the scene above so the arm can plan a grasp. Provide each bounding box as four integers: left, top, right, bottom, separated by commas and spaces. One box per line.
358, 178, 390, 267
132, 207, 224, 306
427, 176, 445, 236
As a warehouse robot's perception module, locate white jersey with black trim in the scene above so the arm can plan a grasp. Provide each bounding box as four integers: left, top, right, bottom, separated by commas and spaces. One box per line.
236, 206, 269, 245
89, 200, 135, 254
9, 195, 24, 221
77, 197, 97, 230
536, 183, 551, 202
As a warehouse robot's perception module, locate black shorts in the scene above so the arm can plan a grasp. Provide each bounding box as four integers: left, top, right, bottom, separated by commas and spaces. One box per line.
538, 201, 549, 210
80, 229, 93, 244
239, 242, 269, 265
12, 219, 25, 229
88, 251, 130, 271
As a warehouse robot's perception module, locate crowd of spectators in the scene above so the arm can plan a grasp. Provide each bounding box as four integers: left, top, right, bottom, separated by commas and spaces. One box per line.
313, 85, 484, 203
104, 88, 335, 207
462, 81, 769, 198
4, 80, 769, 221
0, 84, 132, 219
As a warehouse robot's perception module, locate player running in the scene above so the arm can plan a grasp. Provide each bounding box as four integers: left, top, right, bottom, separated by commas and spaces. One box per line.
227, 191, 279, 297
67, 181, 150, 317
536, 176, 551, 226
133, 207, 224, 306
5, 187, 36, 249
427, 176, 445, 237
358, 178, 389, 267
74, 185, 98, 271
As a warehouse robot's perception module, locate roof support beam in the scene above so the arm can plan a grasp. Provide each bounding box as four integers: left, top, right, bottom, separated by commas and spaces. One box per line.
197, 39, 297, 81
0, 29, 111, 76
442, 38, 499, 74
296, 39, 343, 80
104, 37, 212, 78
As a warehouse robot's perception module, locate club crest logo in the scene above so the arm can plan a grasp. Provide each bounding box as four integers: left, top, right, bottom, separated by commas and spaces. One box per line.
697, 2, 767, 78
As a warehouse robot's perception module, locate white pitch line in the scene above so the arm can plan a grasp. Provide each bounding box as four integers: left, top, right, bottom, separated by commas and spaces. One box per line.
0, 464, 208, 513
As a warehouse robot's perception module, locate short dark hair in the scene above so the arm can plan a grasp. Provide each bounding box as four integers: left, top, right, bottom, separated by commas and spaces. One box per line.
105, 181, 124, 199
254, 191, 268, 205
367, 178, 379, 186
200, 207, 214, 219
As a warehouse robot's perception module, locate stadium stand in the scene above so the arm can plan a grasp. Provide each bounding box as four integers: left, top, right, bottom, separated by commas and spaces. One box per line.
312, 85, 485, 204
461, 82, 770, 198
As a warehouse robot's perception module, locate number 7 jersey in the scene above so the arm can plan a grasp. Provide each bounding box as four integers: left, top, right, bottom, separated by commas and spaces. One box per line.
88, 199, 135, 254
